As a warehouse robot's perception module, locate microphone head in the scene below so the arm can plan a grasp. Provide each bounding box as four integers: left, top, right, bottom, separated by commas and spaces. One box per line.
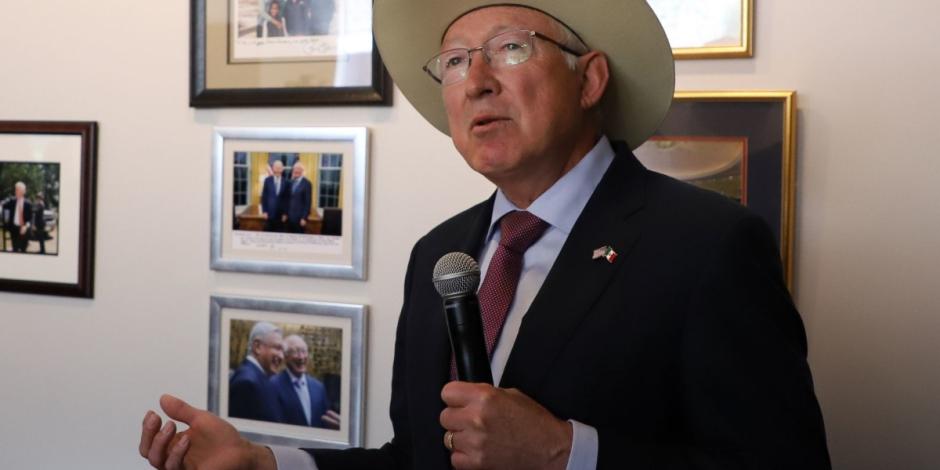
432, 252, 481, 298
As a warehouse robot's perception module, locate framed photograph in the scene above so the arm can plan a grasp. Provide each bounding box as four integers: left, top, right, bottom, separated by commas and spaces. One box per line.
190, 0, 391, 107
209, 295, 367, 448
634, 91, 797, 286
647, 0, 753, 59
0, 121, 97, 298
211, 127, 368, 279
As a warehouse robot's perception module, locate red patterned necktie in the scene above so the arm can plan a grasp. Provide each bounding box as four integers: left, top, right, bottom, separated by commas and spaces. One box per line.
478, 210, 549, 358
448, 210, 549, 381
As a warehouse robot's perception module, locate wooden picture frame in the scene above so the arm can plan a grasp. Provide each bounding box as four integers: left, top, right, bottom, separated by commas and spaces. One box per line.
0, 121, 97, 298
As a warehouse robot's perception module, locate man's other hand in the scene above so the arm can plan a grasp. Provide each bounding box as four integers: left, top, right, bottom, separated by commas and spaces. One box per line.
139, 394, 277, 470
321, 409, 341, 430
440, 382, 573, 470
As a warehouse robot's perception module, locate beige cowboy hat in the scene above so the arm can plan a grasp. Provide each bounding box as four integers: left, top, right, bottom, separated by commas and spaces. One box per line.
373, 0, 675, 149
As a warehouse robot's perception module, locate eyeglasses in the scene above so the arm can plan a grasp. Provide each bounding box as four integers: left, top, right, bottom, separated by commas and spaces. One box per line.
423, 29, 586, 86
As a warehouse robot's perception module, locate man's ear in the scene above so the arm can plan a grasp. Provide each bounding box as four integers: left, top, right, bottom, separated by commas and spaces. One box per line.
579, 51, 610, 110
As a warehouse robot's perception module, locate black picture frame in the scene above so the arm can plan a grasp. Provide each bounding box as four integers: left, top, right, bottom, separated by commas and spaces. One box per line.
0, 121, 97, 298
190, 0, 392, 107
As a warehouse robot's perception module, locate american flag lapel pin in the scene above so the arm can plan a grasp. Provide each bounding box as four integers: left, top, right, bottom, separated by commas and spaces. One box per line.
592, 245, 618, 264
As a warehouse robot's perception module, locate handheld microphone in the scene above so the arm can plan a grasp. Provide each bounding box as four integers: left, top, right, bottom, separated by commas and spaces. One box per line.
432, 252, 493, 384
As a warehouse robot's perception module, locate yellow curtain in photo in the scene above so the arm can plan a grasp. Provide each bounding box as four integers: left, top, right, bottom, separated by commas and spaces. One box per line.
249, 152, 269, 208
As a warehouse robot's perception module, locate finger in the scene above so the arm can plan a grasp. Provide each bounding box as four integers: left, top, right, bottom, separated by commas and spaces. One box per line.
147, 420, 176, 468
160, 394, 199, 424
139, 411, 162, 458
321, 413, 340, 427
164, 432, 190, 470
439, 406, 464, 431
440, 381, 478, 407
450, 449, 477, 470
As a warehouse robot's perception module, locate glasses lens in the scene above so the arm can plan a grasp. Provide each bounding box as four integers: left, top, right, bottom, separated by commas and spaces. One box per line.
428, 49, 469, 84
486, 30, 532, 66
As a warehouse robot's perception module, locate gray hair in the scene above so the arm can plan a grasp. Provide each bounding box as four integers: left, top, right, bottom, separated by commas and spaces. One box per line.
550, 18, 589, 70
284, 334, 309, 353
247, 321, 282, 357
14, 181, 26, 191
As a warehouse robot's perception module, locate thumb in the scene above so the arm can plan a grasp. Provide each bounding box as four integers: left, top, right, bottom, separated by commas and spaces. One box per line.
160, 394, 199, 424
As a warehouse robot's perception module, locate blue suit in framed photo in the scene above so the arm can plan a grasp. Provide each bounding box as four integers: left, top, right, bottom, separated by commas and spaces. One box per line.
272, 369, 332, 428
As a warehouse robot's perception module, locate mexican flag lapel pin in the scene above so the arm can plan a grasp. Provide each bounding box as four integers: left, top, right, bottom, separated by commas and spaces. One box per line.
592, 245, 618, 264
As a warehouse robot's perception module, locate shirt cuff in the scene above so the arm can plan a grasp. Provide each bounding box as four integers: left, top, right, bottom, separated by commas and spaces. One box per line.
268, 445, 318, 470
565, 420, 599, 470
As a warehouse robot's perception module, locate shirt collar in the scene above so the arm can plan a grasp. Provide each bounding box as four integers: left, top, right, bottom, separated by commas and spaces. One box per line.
486, 135, 615, 242
246, 355, 265, 374
287, 369, 306, 383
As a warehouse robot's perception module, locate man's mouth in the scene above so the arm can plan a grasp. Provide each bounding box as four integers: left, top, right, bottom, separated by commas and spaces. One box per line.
471, 115, 510, 131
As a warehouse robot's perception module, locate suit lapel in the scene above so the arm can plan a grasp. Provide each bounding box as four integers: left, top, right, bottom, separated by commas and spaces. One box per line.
409, 195, 494, 469
422, 193, 495, 384
499, 145, 648, 392
280, 372, 306, 424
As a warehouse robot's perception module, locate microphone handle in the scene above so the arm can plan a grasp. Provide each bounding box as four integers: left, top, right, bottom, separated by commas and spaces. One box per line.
442, 295, 493, 384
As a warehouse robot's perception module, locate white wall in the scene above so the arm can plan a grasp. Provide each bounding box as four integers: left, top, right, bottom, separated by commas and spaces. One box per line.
0, 1, 937, 469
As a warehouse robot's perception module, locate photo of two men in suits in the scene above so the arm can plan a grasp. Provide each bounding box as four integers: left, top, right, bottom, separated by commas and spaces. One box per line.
227, 320, 341, 430
232, 152, 344, 237
259, 160, 313, 234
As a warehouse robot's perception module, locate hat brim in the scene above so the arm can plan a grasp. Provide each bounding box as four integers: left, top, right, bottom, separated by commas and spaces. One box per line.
373, 0, 675, 149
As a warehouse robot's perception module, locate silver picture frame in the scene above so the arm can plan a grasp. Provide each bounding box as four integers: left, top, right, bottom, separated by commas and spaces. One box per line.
209, 295, 367, 449
210, 126, 369, 279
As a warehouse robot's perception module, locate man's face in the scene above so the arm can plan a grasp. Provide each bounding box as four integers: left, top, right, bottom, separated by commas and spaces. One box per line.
253, 331, 284, 375
441, 6, 586, 183
272, 161, 284, 176
292, 165, 303, 179
14, 185, 25, 198
285, 338, 310, 376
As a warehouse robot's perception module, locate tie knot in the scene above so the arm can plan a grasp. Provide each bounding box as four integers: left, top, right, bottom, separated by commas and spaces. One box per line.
498, 211, 548, 253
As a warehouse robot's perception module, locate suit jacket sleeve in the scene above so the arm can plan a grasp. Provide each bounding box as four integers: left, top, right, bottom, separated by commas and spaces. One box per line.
230, 377, 263, 421
595, 214, 830, 469
261, 179, 272, 214
305, 242, 421, 469
302, 180, 312, 220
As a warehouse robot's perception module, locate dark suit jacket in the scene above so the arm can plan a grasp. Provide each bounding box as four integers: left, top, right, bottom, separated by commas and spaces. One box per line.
272, 369, 332, 428
260, 175, 290, 219
287, 177, 313, 225
229, 359, 281, 422
311, 143, 830, 469
282, 0, 309, 36
2, 198, 32, 230
32, 201, 45, 230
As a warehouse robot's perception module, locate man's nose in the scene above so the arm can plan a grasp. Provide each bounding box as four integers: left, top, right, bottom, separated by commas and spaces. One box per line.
463, 50, 499, 97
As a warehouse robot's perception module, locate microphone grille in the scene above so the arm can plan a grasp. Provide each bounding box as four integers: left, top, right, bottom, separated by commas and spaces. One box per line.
432, 252, 481, 298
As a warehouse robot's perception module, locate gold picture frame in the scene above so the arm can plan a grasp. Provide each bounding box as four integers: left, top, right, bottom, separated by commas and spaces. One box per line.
648, 0, 754, 59
637, 91, 797, 287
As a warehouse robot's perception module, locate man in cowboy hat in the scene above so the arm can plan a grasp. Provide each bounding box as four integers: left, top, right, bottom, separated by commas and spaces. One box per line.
139, 1, 830, 469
